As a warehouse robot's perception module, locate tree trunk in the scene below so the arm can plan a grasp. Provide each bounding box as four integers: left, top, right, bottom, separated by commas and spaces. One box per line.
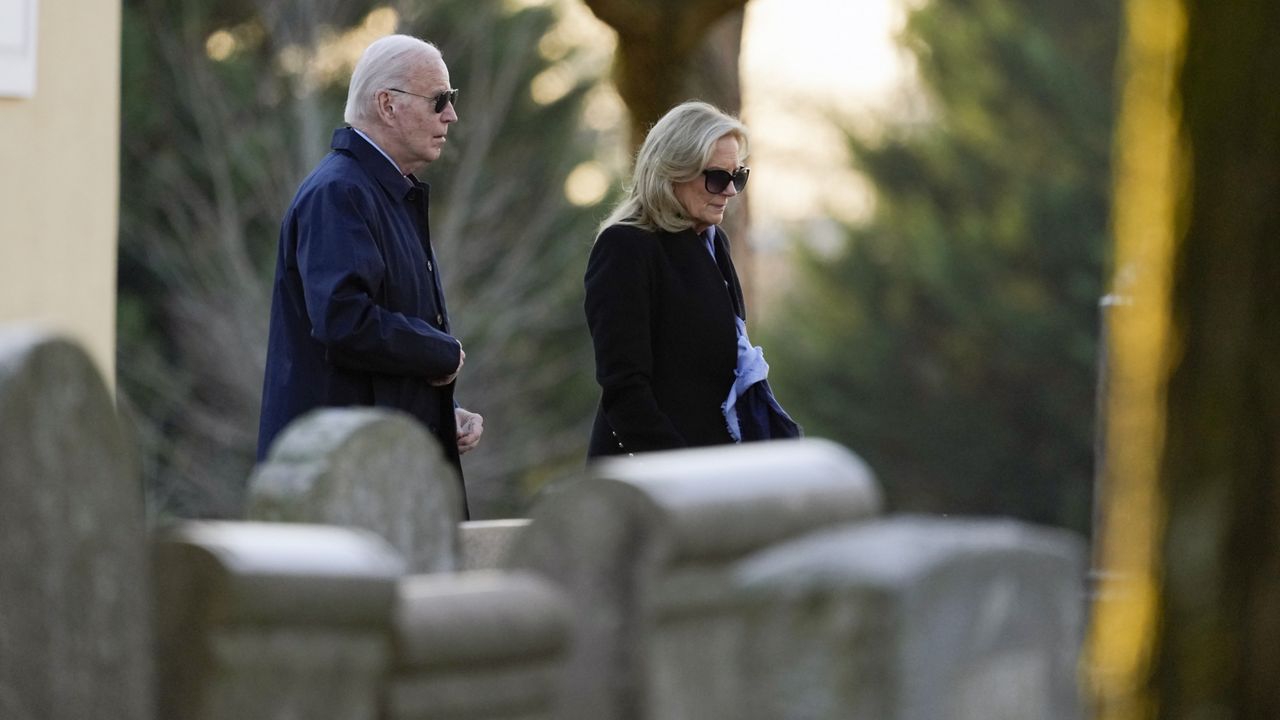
582, 0, 748, 146
1089, 0, 1280, 717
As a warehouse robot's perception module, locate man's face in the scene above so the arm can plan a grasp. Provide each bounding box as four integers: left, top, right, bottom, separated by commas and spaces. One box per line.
387, 55, 458, 172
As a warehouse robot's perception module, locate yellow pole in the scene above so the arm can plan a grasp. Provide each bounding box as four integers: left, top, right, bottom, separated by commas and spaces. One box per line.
1087, 0, 1188, 716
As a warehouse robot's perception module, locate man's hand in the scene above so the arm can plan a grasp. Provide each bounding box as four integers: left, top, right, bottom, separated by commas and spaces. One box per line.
455, 407, 484, 454
432, 347, 465, 386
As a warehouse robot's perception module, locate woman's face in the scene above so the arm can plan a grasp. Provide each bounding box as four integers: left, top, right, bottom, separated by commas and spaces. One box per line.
674, 135, 742, 233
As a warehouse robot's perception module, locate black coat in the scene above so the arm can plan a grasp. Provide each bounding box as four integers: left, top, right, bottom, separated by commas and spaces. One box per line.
584, 223, 746, 456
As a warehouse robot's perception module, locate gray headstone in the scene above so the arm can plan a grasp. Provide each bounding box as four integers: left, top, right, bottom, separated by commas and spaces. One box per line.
508, 438, 882, 720
152, 520, 406, 720
459, 519, 531, 571
735, 516, 1086, 720
248, 408, 462, 573
387, 571, 572, 720
0, 327, 153, 720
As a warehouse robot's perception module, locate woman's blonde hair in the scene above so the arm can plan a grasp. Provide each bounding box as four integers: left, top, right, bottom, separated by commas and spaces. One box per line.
599, 101, 749, 234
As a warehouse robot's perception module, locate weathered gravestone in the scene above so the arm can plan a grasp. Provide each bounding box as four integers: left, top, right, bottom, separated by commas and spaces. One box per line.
248, 408, 462, 573
735, 516, 1086, 720
152, 520, 405, 720
459, 519, 532, 571
0, 327, 153, 720
387, 570, 572, 720
508, 438, 882, 720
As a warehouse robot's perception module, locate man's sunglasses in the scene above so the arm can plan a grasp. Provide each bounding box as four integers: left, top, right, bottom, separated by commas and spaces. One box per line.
703, 166, 750, 194
387, 87, 459, 113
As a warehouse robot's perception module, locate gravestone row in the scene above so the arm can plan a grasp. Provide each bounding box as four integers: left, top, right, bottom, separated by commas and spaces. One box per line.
1, 326, 1086, 720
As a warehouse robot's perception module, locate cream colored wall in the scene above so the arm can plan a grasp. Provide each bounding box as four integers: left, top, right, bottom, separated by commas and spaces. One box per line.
0, 0, 122, 386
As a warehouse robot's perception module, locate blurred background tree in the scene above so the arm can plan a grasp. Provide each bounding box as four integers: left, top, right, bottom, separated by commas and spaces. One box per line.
1088, 0, 1280, 715
118, 0, 618, 518
580, 0, 747, 148
763, 0, 1121, 532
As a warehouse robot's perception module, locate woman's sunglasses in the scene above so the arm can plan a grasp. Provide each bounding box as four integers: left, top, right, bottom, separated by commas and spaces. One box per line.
703, 166, 750, 194
387, 87, 460, 113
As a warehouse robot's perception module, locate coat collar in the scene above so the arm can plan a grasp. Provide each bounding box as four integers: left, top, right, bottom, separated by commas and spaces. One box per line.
673, 224, 746, 321
330, 126, 429, 201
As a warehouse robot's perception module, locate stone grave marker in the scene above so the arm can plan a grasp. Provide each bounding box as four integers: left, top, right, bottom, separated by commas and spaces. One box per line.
459, 519, 531, 571
509, 438, 882, 720
736, 516, 1086, 720
152, 520, 405, 720
248, 407, 462, 572
0, 327, 153, 720
387, 570, 571, 719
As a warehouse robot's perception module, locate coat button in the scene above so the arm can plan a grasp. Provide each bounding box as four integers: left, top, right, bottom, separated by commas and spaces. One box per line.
436, 313, 443, 325
426, 260, 433, 272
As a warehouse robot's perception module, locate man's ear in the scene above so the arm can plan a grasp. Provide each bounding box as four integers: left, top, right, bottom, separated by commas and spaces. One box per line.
375, 89, 396, 123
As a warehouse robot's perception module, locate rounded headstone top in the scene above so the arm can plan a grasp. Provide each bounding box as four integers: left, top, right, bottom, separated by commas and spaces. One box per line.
247, 407, 462, 573
588, 438, 883, 562
155, 521, 405, 626
0, 326, 113, 408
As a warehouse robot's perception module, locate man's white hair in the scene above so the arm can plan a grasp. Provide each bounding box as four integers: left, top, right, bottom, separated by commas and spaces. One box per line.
344, 34, 441, 127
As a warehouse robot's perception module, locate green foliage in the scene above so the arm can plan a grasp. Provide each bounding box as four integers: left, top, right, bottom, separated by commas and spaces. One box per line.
118, 0, 612, 517
764, 0, 1120, 531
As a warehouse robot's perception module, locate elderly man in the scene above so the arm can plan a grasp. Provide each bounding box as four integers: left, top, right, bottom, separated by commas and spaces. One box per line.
258, 34, 482, 516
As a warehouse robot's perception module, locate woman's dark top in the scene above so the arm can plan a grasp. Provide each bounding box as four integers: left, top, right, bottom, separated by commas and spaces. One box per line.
584, 222, 746, 456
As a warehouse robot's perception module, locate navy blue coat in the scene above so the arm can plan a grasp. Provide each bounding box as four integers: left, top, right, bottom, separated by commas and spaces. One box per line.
584, 223, 746, 456
258, 128, 464, 481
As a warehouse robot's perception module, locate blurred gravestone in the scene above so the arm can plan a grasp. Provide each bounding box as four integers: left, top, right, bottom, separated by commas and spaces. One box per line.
248, 408, 462, 573
152, 521, 404, 720
0, 327, 153, 720
736, 516, 1086, 720
509, 438, 882, 720
387, 571, 572, 720
459, 519, 531, 570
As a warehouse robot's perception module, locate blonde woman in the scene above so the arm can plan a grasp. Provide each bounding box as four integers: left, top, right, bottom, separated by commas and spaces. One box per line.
584, 101, 799, 457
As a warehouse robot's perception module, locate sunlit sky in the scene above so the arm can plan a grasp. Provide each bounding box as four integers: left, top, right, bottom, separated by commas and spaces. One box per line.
741, 0, 914, 230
